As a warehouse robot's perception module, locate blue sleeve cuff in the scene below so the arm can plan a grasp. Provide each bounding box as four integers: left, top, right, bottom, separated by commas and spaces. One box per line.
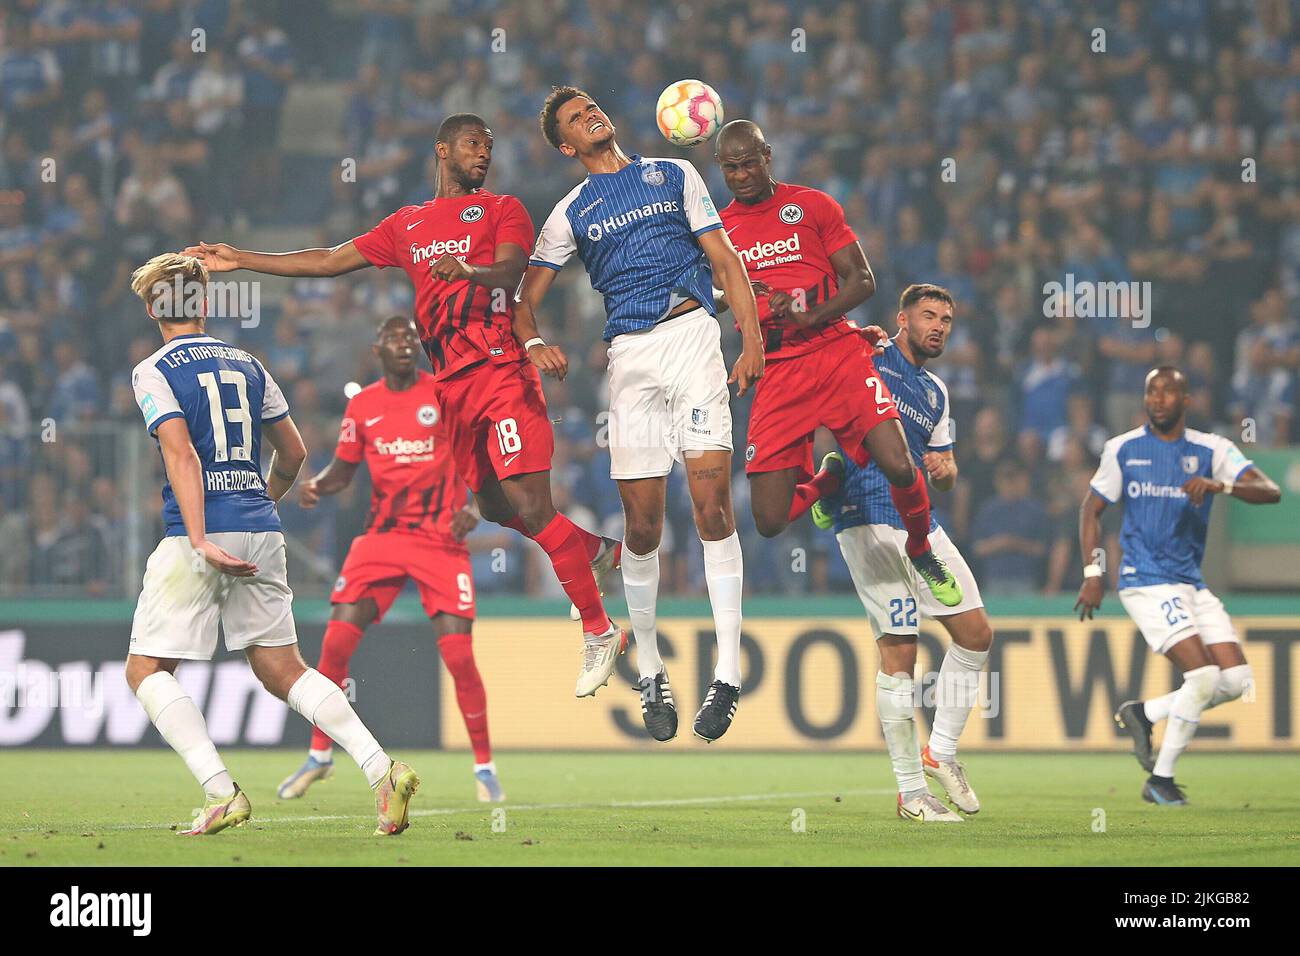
263, 409, 291, 425
528, 259, 562, 271
1233, 462, 1254, 481
928, 443, 954, 453
146, 410, 183, 434
692, 222, 724, 238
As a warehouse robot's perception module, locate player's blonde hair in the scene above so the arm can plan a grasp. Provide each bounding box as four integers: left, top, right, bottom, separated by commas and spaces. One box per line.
130, 253, 209, 321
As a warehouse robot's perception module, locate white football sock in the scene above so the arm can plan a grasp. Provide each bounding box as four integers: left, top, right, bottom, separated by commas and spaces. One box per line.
308, 747, 333, 764
877, 672, 924, 795
474, 760, 496, 774
1153, 664, 1220, 778
287, 669, 389, 787
702, 532, 743, 688
135, 671, 234, 800
621, 546, 664, 680
928, 643, 989, 761
1144, 663, 1253, 724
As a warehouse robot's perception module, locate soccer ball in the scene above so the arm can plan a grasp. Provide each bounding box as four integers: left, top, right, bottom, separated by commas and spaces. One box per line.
656, 79, 724, 147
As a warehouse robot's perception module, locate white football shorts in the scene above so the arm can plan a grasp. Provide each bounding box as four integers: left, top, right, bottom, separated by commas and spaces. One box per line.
129, 531, 298, 660
606, 307, 733, 479
836, 524, 984, 638
1118, 583, 1238, 655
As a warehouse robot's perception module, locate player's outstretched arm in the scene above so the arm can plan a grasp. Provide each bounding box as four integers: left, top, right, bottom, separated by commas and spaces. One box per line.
155, 418, 258, 577
514, 264, 568, 380
1074, 491, 1108, 620
181, 239, 372, 278
1182, 466, 1281, 506
263, 415, 308, 502
698, 228, 764, 396
297, 455, 360, 509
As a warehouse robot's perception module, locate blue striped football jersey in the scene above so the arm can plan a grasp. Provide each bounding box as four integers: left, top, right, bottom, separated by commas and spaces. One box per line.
828, 339, 952, 533
529, 155, 723, 340
132, 333, 288, 536
1089, 425, 1253, 588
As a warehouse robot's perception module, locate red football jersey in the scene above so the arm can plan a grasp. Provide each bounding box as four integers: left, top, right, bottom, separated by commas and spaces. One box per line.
352, 190, 535, 380
719, 182, 860, 359
335, 371, 468, 548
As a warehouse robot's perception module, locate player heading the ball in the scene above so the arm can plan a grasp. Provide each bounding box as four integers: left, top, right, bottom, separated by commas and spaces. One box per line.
520, 87, 765, 742
125, 253, 418, 836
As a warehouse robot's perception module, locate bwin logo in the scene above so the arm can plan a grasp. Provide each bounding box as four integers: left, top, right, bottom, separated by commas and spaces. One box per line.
50, 886, 152, 936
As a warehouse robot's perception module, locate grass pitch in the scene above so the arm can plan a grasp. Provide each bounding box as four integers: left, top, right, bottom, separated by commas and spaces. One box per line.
2, 750, 1297, 866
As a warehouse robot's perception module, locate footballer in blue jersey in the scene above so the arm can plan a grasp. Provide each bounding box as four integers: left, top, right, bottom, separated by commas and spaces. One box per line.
819, 284, 993, 822
1077, 366, 1281, 806
515, 87, 766, 743
124, 253, 418, 836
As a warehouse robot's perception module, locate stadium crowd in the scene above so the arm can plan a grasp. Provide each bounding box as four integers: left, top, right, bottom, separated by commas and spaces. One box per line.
1, 0, 1298, 599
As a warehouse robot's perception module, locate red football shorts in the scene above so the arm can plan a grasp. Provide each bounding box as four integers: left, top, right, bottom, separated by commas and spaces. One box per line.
331, 531, 475, 623
745, 330, 902, 477
435, 359, 555, 492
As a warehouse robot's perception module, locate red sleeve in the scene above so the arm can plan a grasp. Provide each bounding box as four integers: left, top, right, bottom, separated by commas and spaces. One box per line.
335, 396, 365, 463
814, 191, 857, 257
494, 196, 535, 253
351, 210, 401, 269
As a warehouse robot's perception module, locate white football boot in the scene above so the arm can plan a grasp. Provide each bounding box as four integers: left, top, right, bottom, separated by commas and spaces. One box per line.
897, 791, 964, 823
574, 624, 628, 697
922, 745, 980, 814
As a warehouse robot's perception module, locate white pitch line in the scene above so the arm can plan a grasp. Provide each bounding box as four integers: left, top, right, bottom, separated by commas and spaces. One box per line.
8, 788, 891, 834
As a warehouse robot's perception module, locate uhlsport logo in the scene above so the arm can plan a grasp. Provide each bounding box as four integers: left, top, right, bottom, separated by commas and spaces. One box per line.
779, 203, 803, 224
585, 200, 681, 242
417, 404, 438, 427
460, 204, 484, 223
411, 235, 472, 264
49, 886, 151, 936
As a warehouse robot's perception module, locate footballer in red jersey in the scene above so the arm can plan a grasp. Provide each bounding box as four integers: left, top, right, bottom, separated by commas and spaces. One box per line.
714, 120, 961, 605
185, 113, 626, 699
276, 317, 504, 803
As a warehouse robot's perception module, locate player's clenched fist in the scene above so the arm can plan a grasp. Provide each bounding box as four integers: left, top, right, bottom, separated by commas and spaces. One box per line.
297, 477, 322, 508
1181, 476, 1223, 506
922, 451, 955, 483
450, 506, 479, 541
182, 241, 240, 272
528, 342, 568, 380
728, 345, 765, 397
430, 253, 476, 283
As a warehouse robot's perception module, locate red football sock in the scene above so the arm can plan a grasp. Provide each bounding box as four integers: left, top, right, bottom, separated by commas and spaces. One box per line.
503, 510, 602, 561
890, 468, 934, 558
533, 512, 612, 633
787, 466, 843, 523
438, 633, 490, 764
311, 620, 365, 752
